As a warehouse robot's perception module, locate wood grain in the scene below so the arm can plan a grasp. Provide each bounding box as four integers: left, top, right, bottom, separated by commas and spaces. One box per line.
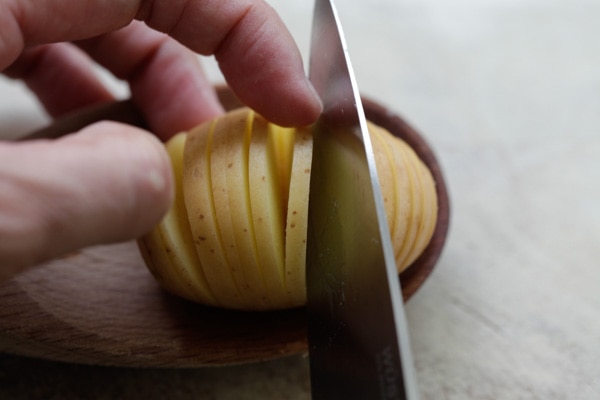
0, 87, 449, 367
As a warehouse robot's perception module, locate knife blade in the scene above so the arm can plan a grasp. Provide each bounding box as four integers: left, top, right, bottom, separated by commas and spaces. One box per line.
305, 1, 419, 399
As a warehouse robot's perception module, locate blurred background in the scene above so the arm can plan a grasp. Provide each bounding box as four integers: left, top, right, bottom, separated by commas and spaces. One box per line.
1, 0, 599, 398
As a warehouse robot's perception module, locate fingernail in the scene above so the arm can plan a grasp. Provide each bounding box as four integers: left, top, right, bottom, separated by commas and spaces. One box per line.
147, 168, 168, 193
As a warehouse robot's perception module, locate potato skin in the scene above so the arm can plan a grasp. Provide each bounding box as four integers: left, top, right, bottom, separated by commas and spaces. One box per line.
138, 108, 437, 310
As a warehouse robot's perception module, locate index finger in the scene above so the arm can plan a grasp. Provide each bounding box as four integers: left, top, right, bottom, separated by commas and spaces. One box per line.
1, 0, 322, 126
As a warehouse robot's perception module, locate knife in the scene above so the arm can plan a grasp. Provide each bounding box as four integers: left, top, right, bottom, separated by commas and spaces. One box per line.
305, 1, 419, 399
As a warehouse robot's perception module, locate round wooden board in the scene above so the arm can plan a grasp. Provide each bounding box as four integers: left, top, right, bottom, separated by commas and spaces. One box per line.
0, 87, 449, 367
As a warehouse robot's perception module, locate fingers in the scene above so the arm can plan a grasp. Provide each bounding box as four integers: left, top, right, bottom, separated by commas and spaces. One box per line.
1, 0, 322, 127
6, 22, 223, 138
138, 0, 323, 126
78, 22, 224, 139
211, 3, 323, 127
3, 42, 115, 117
0, 123, 173, 280
0, 0, 137, 70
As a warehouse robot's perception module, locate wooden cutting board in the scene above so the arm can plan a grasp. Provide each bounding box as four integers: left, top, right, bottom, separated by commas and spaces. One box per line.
0, 88, 449, 367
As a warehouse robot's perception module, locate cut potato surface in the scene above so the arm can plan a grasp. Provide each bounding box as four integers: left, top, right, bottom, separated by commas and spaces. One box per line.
222, 110, 271, 308
139, 108, 438, 310
183, 120, 244, 308
138, 133, 216, 305
370, 123, 398, 235
283, 127, 313, 306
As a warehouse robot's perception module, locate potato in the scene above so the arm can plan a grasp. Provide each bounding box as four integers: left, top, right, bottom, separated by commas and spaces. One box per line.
138, 108, 437, 310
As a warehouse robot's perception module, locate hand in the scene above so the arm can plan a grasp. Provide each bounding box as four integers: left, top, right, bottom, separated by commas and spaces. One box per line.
0, 0, 322, 280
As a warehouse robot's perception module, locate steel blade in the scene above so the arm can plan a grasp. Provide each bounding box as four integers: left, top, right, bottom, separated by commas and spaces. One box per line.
306, 1, 419, 399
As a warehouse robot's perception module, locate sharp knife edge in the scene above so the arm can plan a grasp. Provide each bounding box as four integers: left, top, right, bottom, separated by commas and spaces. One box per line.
306, 0, 419, 398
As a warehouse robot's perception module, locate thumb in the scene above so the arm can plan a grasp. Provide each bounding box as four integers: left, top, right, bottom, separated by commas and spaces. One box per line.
0, 122, 173, 280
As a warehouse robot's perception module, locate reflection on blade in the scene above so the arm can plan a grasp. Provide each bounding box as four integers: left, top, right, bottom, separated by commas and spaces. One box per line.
306, 0, 419, 399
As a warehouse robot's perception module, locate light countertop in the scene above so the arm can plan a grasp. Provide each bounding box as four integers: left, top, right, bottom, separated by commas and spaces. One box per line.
1, 0, 599, 398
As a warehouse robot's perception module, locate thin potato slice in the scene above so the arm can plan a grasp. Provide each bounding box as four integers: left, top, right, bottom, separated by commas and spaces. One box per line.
283, 127, 313, 306
394, 140, 422, 269
221, 110, 272, 309
401, 145, 437, 267
383, 133, 413, 270
270, 124, 295, 209
248, 115, 288, 305
138, 227, 197, 301
183, 120, 245, 309
210, 110, 258, 307
420, 164, 439, 249
159, 133, 217, 304
370, 123, 398, 242
138, 134, 215, 303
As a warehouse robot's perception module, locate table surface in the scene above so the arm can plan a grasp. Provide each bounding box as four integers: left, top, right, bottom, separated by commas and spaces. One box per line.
1, 0, 599, 399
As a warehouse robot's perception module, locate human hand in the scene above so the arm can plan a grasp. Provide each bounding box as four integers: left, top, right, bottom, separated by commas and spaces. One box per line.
0, 0, 322, 280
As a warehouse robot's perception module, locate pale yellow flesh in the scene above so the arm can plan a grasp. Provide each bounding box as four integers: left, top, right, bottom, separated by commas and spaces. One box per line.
138, 225, 196, 300
283, 127, 313, 306
401, 145, 438, 267
380, 131, 413, 270
139, 133, 217, 304
370, 123, 398, 245
183, 120, 245, 309
222, 111, 272, 309
140, 108, 438, 310
247, 115, 289, 306
210, 110, 266, 307
270, 123, 295, 210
